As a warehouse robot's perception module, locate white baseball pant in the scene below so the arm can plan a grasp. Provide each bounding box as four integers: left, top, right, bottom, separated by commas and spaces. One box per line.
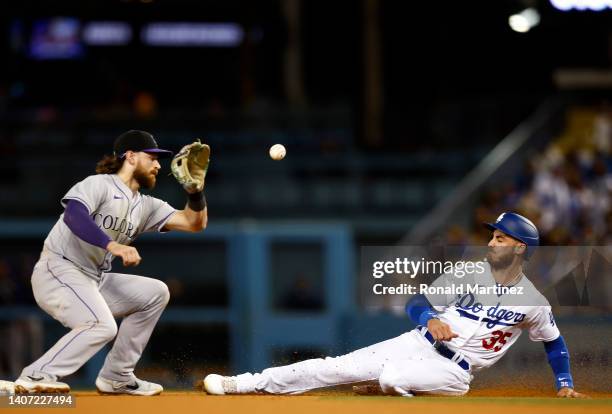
233, 330, 472, 396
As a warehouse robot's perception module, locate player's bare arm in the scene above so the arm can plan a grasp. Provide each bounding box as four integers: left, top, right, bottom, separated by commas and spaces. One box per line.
164, 205, 207, 232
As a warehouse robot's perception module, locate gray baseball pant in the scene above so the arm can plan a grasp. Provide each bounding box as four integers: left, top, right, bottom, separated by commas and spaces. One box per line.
20, 252, 170, 382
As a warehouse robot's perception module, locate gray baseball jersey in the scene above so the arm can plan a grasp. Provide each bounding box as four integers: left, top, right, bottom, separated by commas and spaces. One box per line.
44, 174, 176, 279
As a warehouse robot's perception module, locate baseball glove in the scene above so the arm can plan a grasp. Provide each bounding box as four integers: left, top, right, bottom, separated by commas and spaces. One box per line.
171, 140, 210, 193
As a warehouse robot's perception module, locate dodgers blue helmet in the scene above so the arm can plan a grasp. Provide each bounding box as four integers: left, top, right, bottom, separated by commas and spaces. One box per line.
484, 212, 539, 259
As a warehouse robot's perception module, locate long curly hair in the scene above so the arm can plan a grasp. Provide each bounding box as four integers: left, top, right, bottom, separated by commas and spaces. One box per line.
95, 154, 124, 174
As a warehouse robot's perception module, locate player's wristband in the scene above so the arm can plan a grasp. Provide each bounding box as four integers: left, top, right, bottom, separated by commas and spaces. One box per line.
187, 191, 206, 211
555, 374, 574, 391
418, 310, 438, 326
406, 294, 437, 325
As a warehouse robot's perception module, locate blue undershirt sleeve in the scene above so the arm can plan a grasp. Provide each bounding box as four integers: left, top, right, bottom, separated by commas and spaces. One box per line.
544, 335, 574, 390
405, 294, 438, 326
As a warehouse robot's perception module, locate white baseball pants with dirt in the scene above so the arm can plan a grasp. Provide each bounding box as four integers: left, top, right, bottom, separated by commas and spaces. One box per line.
20, 251, 169, 382
234, 330, 472, 396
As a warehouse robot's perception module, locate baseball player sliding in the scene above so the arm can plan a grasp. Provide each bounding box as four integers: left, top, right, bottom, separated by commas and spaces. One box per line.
203, 213, 586, 398
8, 130, 210, 395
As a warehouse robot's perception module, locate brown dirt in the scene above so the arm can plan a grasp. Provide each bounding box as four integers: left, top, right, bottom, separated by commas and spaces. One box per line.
11, 388, 612, 414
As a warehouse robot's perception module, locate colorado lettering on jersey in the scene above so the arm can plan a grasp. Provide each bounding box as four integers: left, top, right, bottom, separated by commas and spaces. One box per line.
454, 293, 526, 329
92, 213, 135, 238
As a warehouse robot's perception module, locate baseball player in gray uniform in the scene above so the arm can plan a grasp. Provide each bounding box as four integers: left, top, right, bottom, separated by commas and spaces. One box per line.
12, 130, 209, 396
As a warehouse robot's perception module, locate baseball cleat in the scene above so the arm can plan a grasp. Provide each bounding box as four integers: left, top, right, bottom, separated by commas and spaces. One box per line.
14, 375, 70, 394
0, 380, 16, 395
203, 374, 238, 395
95, 376, 163, 396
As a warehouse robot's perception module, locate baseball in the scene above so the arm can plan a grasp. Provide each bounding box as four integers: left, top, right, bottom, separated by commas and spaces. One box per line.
269, 144, 286, 161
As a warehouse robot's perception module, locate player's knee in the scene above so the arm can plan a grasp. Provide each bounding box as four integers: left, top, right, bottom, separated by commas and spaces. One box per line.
378, 365, 407, 395
154, 280, 170, 306
95, 319, 118, 342
447, 381, 470, 396
456, 387, 469, 396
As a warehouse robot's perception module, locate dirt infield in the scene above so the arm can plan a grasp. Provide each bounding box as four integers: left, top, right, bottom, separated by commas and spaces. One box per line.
11, 389, 612, 414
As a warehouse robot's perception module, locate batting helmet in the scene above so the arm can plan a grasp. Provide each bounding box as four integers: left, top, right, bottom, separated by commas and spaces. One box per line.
484, 212, 539, 259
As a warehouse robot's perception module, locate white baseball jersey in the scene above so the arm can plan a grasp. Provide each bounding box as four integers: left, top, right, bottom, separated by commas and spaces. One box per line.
425, 261, 560, 371
44, 174, 176, 279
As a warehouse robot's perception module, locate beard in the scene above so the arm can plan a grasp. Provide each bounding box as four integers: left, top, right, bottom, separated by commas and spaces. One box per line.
134, 166, 157, 189
486, 247, 516, 271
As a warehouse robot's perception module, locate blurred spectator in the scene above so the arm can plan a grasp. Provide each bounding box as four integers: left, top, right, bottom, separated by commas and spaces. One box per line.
133, 91, 158, 119
462, 106, 612, 246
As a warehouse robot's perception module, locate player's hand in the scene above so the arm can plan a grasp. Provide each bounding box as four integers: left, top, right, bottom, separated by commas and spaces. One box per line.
557, 388, 588, 398
427, 319, 459, 342
106, 241, 141, 267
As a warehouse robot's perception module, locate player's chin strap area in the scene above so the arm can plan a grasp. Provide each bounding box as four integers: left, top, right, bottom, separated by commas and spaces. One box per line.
416, 325, 471, 371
